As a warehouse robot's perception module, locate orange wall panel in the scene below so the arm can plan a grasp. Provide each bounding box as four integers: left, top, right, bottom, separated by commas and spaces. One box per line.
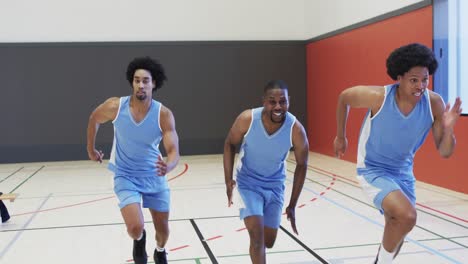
306, 6, 468, 193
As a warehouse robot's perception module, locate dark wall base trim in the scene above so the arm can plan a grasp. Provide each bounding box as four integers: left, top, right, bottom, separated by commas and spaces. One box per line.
0, 139, 225, 163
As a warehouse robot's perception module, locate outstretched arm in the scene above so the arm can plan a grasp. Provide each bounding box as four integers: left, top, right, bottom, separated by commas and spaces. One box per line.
334, 85, 384, 157
223, 110, 251, 207
431, 94, 462, 158
87, 97, 119, 162
285, 120, 309, 235
158, 106, 180, 176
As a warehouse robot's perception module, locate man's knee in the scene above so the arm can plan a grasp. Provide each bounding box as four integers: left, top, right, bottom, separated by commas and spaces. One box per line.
387, 207, 417, 232
127, 222, 144, 239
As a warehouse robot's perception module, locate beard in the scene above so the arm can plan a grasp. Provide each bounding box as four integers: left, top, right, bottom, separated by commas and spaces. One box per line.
136, 93, 147, 101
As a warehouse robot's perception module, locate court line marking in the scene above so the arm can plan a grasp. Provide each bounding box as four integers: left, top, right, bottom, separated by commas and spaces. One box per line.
10, 163, 188, 217
190, 219, 218, 264
299, 173, 468, 249
292, 178, 464, 263
9, 165, 44, 193
416, 184, 468, 201
0, 215, 239, 233
280, 225, 329, 263
0, 166, 24, 183
314, 235, 468, 251
298, 160, 468, 224
163, 176, 338, 253
215, 249, 304, 259
327, 246, 465, 263
288, 159, 468, 227
0, 193, 52, 260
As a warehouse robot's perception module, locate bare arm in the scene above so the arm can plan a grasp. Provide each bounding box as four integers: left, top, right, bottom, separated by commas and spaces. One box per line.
430, 92, 462, 158
87, 97, 119, 162
223, 110, 251, 206
334, 86, 384, 157
286, 120, 309, 234
158, 105, 180, 175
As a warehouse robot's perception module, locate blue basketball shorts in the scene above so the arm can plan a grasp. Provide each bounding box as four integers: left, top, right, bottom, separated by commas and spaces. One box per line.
357, 169, 415, 214
237, 182, 285, 228
113, 174, 170, 212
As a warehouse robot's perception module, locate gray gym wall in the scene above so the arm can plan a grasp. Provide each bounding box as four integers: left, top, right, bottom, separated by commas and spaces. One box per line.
0, 41, 306, 163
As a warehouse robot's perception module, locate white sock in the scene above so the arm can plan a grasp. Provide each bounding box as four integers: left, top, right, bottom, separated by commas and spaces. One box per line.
156, 246, 165, 252
377, 244, 394, 264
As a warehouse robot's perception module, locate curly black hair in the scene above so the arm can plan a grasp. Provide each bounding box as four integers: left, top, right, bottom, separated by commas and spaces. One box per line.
126, 57, 167, 92
386, 43, 438, 80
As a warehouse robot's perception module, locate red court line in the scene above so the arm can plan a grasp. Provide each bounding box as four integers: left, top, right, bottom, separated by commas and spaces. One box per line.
11, 163, 189, 217
416, 202, 468, 223
307, 164, 359, 185
168, 163, 189, 182
289, 158, 468, 223
170, 245, 190, 251
12, 196, 115, 216
167, 171, 337, 253
205, 235, 223, 241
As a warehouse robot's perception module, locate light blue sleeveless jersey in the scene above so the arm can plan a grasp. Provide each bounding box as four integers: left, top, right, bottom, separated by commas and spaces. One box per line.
357, 84, 433, 176
235, 107, 296, 188
108, 96, 163, 177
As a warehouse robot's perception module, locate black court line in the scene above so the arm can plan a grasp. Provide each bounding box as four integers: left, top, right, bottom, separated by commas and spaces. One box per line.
286, 163, 468, 248
280, 225, 329, 264
0, 166, 24, 183
299, 173, 467, 248
9, 166, 44, 193
286, 160, 468, 229
0, 193, 52, 259
0, 167, 24, 183
0, 215, 239, 233
190, 219, 218, 264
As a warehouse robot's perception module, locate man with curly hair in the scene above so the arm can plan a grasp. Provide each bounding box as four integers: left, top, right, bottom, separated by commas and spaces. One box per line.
333, 43, 462, 263
87, 57, 179, 264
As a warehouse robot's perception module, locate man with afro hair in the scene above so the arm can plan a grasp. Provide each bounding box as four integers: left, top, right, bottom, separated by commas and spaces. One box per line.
87, 57, 179, 264
333, 43, 462, 263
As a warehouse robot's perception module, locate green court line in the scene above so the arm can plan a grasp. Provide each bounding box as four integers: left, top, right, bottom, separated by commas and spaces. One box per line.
313, 235, 468, 251
216, 249, 305, 259
159, 256, 208, 263
295, 171, 467, 249
9, 165, 44, 193
415, 225, 467, 248
285, 161, 468, 230
0, 166, 24, 183
419, 235, 468, 242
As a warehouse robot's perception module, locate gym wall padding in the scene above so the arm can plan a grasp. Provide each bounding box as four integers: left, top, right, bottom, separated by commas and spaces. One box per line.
306, 6, 468, 194
0, 41, 306, 163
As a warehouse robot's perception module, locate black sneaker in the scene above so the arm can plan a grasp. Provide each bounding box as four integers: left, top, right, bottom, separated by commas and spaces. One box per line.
0, 200, 10, 223
154, 248, 167, 264
1, 212, 10, 223
133, 230, 147, 264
